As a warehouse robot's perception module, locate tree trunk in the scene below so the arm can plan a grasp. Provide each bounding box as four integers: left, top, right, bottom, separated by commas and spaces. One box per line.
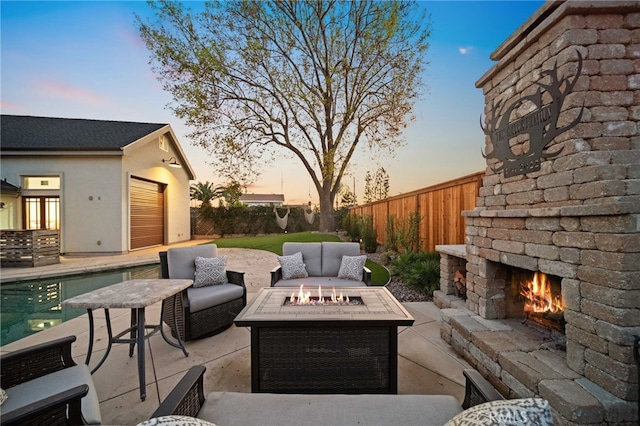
318, 187, 335, 232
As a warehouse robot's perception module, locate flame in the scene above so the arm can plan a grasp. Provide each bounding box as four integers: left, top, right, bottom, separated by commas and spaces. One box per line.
520, 272, 564, 313
289, 285, 347, 305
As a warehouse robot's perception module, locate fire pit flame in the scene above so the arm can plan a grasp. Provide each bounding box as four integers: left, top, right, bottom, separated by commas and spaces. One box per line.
520, 272, 564, 314
286, 285, 360, 306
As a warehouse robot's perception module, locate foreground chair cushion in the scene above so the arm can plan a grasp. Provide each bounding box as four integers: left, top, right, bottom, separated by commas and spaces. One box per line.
1, 364, 101, 425
444, 397, 553, 426
138, 415, 217, 426
198, 392, 463, 426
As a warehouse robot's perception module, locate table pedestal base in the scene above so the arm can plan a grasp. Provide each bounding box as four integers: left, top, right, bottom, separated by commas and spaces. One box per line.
251, 325, 398, 394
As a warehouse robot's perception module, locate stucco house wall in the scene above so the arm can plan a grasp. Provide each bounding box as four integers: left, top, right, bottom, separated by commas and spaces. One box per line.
0, 116, 195, 255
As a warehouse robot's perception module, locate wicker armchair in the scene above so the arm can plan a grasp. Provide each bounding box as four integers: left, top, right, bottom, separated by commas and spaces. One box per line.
159, 245, 246, 341
0, 335, 101, 425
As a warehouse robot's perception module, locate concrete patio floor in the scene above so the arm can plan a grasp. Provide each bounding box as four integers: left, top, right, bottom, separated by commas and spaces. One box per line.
0, 240, 474, 425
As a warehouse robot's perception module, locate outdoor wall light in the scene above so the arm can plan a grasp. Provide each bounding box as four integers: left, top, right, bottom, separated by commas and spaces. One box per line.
162, 157, 182, 168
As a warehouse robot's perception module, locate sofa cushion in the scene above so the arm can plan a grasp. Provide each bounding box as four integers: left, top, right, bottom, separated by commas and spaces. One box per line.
272, 277, 368, 288
321, 242, 360, 276
1, 365, 101, 425
444, 398, 553, 426
277, 252, 309, 280
283, 242, 322, 276
337, 255, 367, 281
198, 392, 462, 426
168, 245, 218, 280
194, 256, 228, 287
187, 283, 244, 313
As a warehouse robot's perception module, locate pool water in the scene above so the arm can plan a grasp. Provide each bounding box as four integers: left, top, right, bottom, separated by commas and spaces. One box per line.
0, 264, 161, 347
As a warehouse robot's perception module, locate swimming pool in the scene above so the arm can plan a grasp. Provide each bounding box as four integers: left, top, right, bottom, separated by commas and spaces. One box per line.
0, 264, 161, 347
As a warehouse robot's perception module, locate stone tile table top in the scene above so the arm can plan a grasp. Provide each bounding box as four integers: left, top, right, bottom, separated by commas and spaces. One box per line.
235, 286, 414, 325
62, 279, 193, 309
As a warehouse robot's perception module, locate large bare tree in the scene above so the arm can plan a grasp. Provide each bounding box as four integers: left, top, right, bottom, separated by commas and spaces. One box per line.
137, 0, 431, 231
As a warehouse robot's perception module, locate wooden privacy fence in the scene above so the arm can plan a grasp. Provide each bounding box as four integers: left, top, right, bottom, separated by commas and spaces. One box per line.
349, 171, 484, 252
0, 229, 60, 267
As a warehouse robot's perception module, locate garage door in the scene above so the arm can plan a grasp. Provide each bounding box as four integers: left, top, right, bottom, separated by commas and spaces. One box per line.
130, 177, 165, 250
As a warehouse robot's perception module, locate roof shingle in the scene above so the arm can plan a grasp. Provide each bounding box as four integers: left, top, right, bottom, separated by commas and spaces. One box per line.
1, 115, 166, 151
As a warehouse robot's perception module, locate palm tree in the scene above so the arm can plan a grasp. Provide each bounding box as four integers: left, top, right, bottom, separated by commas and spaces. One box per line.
190, 181, 224, 209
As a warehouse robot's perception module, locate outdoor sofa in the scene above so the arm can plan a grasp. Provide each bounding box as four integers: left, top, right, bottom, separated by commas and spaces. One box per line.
143, 365, 553, 426
271, 242, 371, 287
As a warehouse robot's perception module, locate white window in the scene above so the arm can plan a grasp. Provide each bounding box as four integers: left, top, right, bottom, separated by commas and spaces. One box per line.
159, 134, 168, 151
24, 176, 61, 190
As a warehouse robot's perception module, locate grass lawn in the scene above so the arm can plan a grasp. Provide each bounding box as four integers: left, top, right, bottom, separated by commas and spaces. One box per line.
212, 232, 390, 285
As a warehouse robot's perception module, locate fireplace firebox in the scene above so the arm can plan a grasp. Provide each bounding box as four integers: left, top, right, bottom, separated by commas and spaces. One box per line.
505, 267, 565, 334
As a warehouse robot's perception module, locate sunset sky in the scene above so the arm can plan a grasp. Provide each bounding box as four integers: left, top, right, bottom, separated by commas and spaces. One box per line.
1, 1, 545, 205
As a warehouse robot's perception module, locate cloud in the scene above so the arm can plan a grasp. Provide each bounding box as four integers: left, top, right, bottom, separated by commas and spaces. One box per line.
119, 27, 146, 49
37, 80, 107, 105
458, 46, 474, 55
0, 100, 22, 111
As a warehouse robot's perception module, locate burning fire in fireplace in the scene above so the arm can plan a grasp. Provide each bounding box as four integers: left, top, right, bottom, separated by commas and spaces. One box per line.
285, 285, 363, 306
520, 271, 564, 314
518, 271, 565, 333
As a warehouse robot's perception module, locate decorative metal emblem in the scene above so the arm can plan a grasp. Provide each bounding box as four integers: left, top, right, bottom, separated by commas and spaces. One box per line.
481, 51, 584, 177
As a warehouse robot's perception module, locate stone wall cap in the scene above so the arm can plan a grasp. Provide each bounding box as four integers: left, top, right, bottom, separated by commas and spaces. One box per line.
436, 244, 467, 258
477, 0, 640, 88
463, 203, 637, 218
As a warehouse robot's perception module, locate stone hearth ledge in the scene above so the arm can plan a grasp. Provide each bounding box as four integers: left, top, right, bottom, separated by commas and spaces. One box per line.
434, 291, 637, 424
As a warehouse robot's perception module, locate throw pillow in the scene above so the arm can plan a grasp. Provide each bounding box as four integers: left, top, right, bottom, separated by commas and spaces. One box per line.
193, 256, 228, 288
277, 252, 308, 280
444, 398, 553, 426
136, 415, 217, 426
337, 255, 367, 281
0, 388, 6, 406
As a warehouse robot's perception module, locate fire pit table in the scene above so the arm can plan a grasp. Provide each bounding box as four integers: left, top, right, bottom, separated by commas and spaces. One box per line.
234, 286, 414, 394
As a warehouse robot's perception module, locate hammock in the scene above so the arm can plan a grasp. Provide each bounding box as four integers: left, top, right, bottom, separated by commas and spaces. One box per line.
274, 207, 290, 230
304, 207, 315, 225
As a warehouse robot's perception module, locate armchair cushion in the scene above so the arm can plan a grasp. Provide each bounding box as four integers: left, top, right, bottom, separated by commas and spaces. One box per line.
187, 284, 245, 313
1, 365, 101, 425
194, 256, 228, 288
277, 252, 308, 280
337, 255, 367, 281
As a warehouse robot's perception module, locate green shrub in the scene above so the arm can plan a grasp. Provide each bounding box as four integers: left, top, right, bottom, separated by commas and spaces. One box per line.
361, 215, 378, 253
379, 249, 398, 266
397, 212, 421, 253
347, 215, 361, 241
384, 216, 399, 252
390, 251, 440, 296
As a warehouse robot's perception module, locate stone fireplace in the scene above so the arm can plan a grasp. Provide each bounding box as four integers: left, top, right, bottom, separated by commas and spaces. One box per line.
434, 1, 639, 424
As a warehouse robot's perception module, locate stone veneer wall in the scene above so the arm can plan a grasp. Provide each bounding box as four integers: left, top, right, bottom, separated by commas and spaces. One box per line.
436, 1, 639, 424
